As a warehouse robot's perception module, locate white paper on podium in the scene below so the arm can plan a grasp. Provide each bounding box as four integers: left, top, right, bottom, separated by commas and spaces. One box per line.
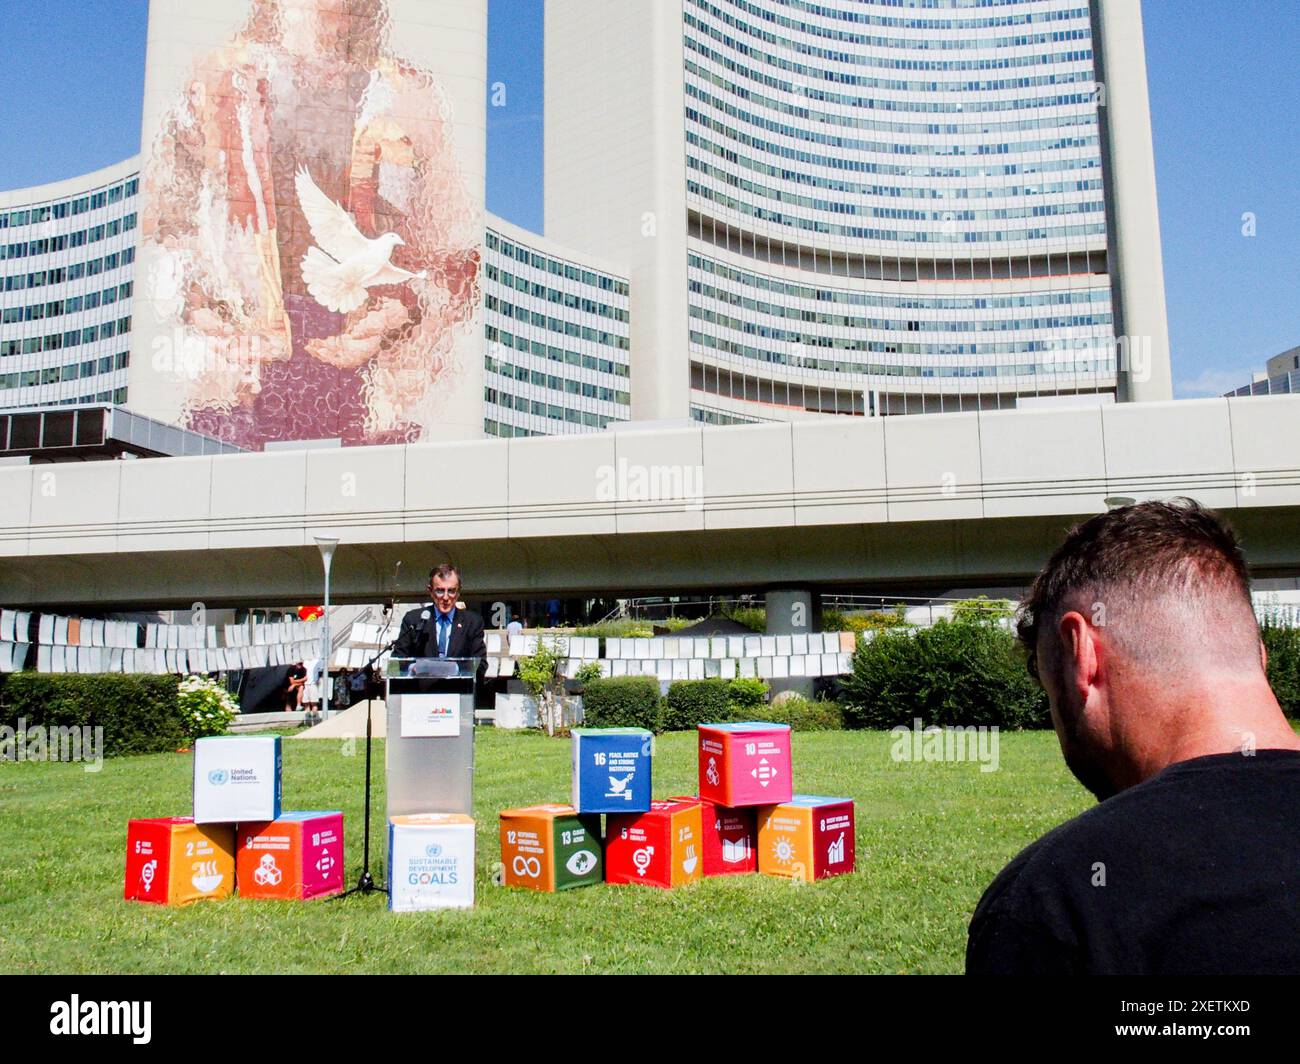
400, 693, 462, 737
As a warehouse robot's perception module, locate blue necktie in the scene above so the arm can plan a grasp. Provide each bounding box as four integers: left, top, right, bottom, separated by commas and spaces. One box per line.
437, 616, 450, 657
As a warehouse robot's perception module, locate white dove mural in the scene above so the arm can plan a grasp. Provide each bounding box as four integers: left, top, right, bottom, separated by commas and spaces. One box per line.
295, 167, 427, 314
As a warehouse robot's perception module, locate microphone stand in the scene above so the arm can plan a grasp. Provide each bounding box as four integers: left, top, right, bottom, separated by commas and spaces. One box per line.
335, 620, 398, 900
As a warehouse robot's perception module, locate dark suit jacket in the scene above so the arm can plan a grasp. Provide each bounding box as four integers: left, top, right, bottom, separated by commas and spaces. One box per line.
393, 605, 487, 663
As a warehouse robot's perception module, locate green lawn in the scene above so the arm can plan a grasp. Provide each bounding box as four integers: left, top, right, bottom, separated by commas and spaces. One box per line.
0, 728, 1090, 974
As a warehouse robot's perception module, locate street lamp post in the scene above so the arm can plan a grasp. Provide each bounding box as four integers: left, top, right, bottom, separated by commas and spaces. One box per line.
315, 536, 339, 722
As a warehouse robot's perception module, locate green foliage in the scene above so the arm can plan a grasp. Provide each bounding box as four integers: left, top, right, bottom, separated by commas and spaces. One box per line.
581, 676, 663, 731
839, 619, 1048, 730
727, 677, 769, 711
571, 620, 657, 639
176, 675, 238, 740
825, 606, 911, 633
574, 661, 604, 688
662, 678, 734, 731
950, 596, 1015, 626
515, 638, 564, 702
659, 677, 776, 732
745, 696, 845, 732
724, 607, 766, 633
0, 673, 186, 756
1263, 622, 1300, 719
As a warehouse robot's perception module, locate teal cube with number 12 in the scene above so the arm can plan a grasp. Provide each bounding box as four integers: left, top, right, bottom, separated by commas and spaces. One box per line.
571, 728, 653, 813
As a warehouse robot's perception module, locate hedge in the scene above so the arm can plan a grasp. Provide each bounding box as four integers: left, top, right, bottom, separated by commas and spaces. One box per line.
745, 696, 844, 732
580, 676, 662, 731
660, 678, 733, 731
1263, 623, 1300, 719
0, 673, 187, 757
839, 618, 1048, 730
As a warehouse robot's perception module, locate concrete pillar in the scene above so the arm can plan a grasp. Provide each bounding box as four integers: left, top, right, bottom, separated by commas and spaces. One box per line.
1091, 0, 1173, 402
765, 588, 817, 700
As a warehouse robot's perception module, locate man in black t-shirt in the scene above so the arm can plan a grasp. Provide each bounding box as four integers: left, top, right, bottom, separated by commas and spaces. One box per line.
967, 498, 1300, 975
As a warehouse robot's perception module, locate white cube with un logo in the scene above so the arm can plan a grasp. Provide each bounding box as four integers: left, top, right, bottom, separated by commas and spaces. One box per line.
387, 814, 475, 911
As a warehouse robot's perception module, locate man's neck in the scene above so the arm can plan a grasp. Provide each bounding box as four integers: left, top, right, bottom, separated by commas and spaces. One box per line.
1120, 678, 1300, 786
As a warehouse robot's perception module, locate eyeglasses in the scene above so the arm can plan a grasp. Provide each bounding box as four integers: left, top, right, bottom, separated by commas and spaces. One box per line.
431, 588, 459, 599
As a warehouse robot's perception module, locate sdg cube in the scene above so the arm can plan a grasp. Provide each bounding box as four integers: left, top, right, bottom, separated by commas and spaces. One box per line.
236, 812, 344, 900
697, 722, 792, 807
499, 804, 603, 892
571, 727, 653, 813
125, 817, 235, 906
605, 799, 703, 889
388, 814, 475, 912
193, 735, 282, 824
667, 795, 757, 875
757, 795, 855, 881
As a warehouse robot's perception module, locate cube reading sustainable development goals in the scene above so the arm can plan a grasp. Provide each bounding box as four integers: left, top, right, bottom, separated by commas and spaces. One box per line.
757, 796, 856, 881
193, 735, 282, 824
571, 727, 653, 813
388, 814, 475, 911
236, 812, 345, 900
606, 799, 703, 889
697, 722, 793, 807
125, 817, 236, 905
667, 796, 757, 875
499, 804, 604, 892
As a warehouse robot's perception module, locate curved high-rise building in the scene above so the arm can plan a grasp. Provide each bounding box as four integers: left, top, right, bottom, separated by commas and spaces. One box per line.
0, 158, 140, 410
545, 0, 1170, 422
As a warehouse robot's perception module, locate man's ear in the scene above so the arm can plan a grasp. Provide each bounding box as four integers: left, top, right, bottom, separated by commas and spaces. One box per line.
1057, 610, 1100, 702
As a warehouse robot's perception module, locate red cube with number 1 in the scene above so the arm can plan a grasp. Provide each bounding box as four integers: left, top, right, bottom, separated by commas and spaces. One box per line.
697, 722, 793, 807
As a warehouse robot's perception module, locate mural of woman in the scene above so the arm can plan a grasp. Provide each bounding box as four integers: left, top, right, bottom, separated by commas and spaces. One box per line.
141, 0, 482, 448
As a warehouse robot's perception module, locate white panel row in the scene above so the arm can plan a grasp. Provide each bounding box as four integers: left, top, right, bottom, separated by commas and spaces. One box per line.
484, 634, 602, 658
32, 640, 323, 675
332, 647, 392, 670
0, 641, 29, 672
346, 623, 397, 649
603, 632, 855, 659
223, 620, 321, 647
596, 655, 853, 680
32, 615, 142, 648
0, 611, 31, 643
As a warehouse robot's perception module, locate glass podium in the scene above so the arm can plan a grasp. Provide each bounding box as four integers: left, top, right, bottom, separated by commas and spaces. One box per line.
384, 657, 479, 819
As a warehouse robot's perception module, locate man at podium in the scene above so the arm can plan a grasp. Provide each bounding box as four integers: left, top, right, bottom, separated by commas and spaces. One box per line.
393, 564, 487, 662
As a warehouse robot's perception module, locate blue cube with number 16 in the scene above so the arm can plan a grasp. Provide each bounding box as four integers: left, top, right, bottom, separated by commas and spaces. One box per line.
571, 728, 653, 814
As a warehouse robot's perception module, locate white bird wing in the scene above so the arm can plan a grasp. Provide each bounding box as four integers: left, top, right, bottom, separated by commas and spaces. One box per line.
295, 168, 372, 263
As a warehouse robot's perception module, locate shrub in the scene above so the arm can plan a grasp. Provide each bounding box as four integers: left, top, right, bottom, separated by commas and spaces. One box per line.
950, 596, 1015, 626
725, 607, 766, 633
1263, 622, 1300, 719
824, 606, 910, 634
745, 695, 844, 731
727, 677, 769, 712
662, 678, 734, 731
177, 675, 239, 740
581, 676, 662, 731
0, 673, 186, 756
839, 619, 1048, 730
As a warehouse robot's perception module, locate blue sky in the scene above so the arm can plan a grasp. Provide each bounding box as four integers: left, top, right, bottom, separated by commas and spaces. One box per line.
1, 0, 1295, 398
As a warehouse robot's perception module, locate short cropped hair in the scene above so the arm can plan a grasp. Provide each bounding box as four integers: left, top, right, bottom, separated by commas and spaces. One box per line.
427, 563, 461, 586
1017, 498, 1256, 677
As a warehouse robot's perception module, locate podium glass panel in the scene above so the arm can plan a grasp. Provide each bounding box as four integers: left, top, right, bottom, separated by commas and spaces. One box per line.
385, 657, 478, 819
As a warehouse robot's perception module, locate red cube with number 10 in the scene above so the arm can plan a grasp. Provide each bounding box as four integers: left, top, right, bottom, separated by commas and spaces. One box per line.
697, 722, 793, 807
